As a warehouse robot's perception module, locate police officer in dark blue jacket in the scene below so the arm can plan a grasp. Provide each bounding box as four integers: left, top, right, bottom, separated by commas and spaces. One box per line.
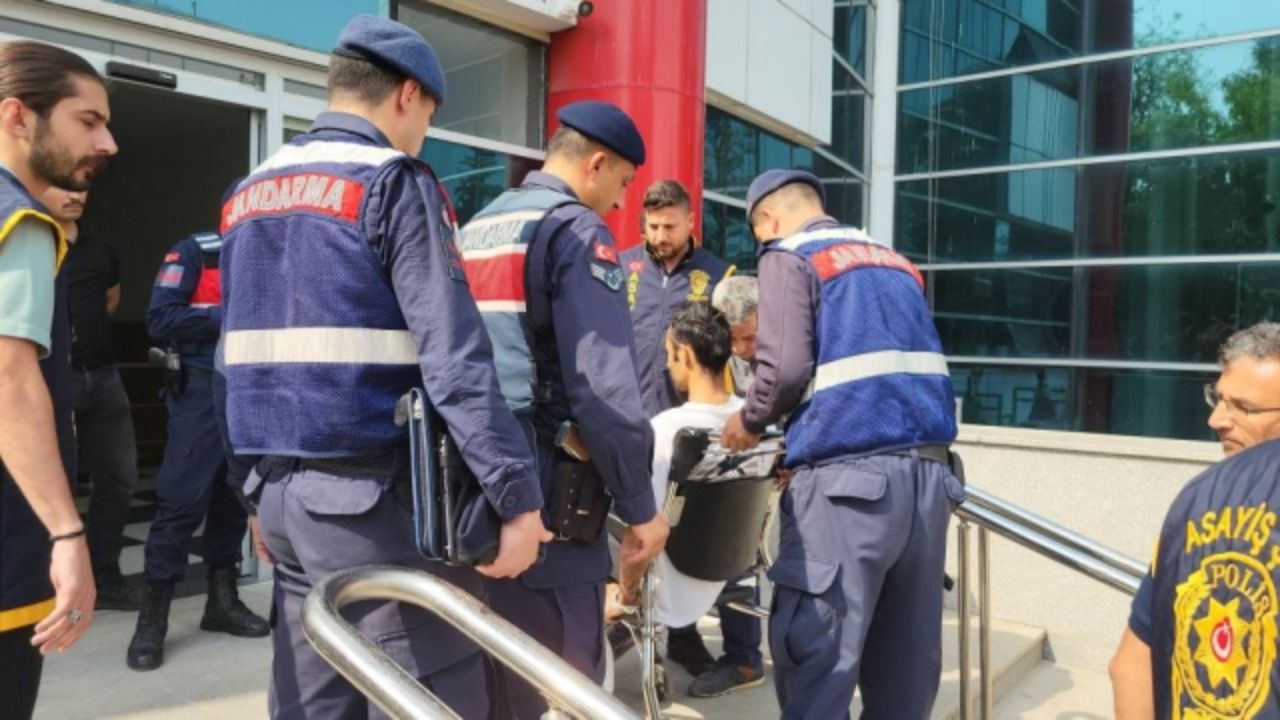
621, 179, 734, 419
458, 101, 670, 719
722, 170, 965, 719
1110, 322, 1280, 718
219, 16, 549, 719
127, 226, 268, 672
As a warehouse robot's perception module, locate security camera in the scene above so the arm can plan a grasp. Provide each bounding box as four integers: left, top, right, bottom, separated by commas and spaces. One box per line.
578, 1, 594, 17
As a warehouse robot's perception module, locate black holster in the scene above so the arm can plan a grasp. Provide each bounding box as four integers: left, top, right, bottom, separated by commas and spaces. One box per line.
548, 454, 611, 543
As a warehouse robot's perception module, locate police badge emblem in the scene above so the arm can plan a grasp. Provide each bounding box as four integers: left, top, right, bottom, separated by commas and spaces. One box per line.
1172, 550, 1278, 718
688, 269, 710, 301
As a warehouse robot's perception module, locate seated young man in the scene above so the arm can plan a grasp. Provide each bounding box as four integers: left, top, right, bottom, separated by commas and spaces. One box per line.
607, 302, 774, 679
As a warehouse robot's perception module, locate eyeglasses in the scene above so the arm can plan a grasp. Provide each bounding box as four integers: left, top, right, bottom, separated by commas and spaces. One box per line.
1203, 384, 1280, 417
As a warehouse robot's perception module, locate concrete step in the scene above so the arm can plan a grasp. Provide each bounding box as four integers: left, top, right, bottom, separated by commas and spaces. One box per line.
992, 660, 1114, 719
36, 583, 1049, 719
610, 609, 1047, 719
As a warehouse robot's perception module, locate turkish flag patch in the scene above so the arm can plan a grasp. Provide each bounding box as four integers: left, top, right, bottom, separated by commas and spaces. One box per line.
593, 241, 618, 265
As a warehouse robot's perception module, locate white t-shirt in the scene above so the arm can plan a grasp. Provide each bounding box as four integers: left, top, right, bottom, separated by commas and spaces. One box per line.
648, 396, 745, 628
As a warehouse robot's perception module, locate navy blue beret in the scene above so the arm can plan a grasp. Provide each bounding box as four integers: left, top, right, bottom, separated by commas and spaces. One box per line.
334, 15, 446, 105
556, 101, 646, 166
746, 169, 827, 218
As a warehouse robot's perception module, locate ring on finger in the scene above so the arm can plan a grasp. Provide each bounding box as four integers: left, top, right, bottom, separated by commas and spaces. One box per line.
68, 608, 84, 626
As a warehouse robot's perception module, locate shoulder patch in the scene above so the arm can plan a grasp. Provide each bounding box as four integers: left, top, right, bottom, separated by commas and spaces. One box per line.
593, 241, 618, 265
156, 264, 184, 288
590, 261, 624, 292
164, 252, 181, 263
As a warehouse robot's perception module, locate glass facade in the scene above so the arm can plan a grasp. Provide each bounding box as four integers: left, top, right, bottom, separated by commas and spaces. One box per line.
397, 1, 546, 148
899, 0, 1280, 440
703, 1, 873, 273
420, 140, 541, 225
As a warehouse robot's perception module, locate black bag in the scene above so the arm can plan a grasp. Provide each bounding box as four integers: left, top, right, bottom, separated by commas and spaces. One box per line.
396, 388, 501, 566
548, 455, 611, 543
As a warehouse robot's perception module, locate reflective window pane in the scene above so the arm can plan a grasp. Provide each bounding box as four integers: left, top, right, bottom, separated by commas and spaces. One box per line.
834, 2, 868, 78
896, 149, 1280, 261
951, 364, 1216, 441
931, 262, 1280, 364
398, 1, 545, 148
420, 139, 538, 225
702, 200, 756, 274
900, 0, 1280, 84
901, 38, 1280, 174
705, 108, 760, 199
832, 62, 866, 171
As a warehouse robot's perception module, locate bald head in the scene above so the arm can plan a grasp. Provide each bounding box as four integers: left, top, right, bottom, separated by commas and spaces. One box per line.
749, 181, 825, 241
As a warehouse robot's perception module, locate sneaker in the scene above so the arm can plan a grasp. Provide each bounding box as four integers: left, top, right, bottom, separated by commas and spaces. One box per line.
689, 663, 766, 698
665, 627, 717, 676
96, 577, 146, 611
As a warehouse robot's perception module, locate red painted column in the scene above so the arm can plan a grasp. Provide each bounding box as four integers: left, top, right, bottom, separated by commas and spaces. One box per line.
547, 0, 707, 249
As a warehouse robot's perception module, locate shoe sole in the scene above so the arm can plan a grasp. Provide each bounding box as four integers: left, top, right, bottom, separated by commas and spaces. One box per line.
199, 618, 270, 638
689, 674, 767, 698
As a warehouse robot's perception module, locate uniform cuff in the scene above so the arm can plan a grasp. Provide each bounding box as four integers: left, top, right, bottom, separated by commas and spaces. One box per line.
612, 488, 658, 526
740, 405, 769, 435
484, 465, 544, 521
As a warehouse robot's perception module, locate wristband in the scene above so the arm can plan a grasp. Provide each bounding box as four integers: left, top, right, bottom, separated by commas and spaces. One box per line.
50, 527, 86, 543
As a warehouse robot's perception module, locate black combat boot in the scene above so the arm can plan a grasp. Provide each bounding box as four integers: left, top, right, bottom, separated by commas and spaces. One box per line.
126, 582, 174, 671
200, 566, 269, 638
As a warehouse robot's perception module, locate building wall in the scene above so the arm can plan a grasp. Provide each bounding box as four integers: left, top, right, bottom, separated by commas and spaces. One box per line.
706, 0, 834, 145
949, 427, 1220, 669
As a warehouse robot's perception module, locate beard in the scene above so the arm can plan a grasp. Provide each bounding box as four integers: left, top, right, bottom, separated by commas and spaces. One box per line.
30, 118, 106, 191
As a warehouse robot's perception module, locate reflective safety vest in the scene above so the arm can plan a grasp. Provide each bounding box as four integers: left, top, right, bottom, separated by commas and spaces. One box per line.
767, 226, 957, 466
457, 187, 576, 423
0, 168, 69, 629
1146, 440, 1280, 719
190, 231, 221, 309
220, 136, 422, 457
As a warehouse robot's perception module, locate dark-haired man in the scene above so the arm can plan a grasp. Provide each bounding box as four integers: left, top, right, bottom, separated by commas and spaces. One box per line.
0, 39, 116, 719
459, 101, 669, 719
220, 15, 547, 719
622, 179, 734, 419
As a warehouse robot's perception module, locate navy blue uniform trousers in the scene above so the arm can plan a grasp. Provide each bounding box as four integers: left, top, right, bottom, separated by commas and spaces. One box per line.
145, 366, 245, 582
768, 452, 963, 719
255, 470, 489, 720
484, 577, 605, 720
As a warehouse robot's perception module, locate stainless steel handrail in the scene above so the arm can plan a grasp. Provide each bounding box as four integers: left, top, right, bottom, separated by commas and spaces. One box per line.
952, 486, 1146, 720
965, 486, 1148, 580
301, 565, 640, 720
955, 502, 1143, 596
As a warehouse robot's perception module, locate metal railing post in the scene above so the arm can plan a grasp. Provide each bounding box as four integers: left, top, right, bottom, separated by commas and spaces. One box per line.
956, 520, 971, 720
302, 565, 639, 720
640, 570, 662, 719
978, 526, 992, 719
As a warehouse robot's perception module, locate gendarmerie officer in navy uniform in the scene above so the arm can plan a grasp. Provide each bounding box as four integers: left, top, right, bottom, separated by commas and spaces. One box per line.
127, 223, 268, 671
721, 169, 965, 719
620, 179, 734, 419
219, 16, 547, 719
458, 101, 670, 719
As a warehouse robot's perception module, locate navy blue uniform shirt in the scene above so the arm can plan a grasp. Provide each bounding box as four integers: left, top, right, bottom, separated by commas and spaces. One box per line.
522, 170, 656, 526
147, 235, 220, 369
620, 240, 732, 417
